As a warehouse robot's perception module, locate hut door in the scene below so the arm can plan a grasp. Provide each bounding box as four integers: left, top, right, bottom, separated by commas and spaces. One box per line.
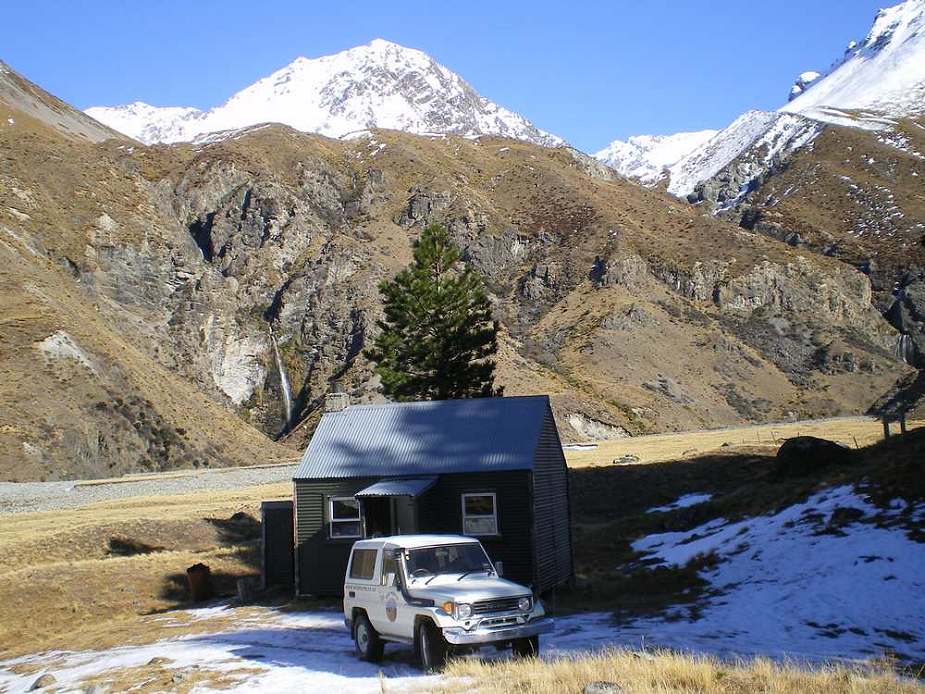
394, 496, 417, 535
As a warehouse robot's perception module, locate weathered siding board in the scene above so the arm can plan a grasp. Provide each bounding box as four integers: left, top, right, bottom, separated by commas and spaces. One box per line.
531, 406, 574, 592
294, 477, 377, 595
418, 471, 535, 589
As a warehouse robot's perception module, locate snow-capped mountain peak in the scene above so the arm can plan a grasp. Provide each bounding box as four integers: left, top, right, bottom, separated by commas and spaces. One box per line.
594, 130, 718, 184
86, 39, 563, 146
781, 0, 925, 123
598, 0, 925, 199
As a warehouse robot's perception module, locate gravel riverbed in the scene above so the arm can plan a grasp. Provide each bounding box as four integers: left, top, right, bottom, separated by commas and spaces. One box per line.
0, 464, 297, 515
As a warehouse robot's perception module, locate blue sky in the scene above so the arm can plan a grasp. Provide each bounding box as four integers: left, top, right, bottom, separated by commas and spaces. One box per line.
5, 1, 886, 151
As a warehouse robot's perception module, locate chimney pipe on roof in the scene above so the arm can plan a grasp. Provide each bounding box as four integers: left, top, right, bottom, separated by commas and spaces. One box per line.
325, 384, 350, 413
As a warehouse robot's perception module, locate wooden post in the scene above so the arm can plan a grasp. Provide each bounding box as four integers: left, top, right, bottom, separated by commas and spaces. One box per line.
900, 414, 908, 434
883, 419, 891, 439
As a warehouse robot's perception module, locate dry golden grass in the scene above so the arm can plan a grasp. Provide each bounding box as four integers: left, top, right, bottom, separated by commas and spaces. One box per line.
0, 482, 290, 657
564, 416, 924, 468
743, 117, 925, 281
439, 649, 923, 693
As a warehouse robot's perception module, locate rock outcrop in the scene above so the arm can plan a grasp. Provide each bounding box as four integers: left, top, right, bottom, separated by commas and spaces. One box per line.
0, 65, 914, 478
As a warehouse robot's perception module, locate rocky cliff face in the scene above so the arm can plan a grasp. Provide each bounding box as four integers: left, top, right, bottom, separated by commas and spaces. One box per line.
0, 65, 914, 480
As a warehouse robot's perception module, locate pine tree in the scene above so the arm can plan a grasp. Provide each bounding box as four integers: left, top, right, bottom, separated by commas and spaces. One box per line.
367, 223, 502, 401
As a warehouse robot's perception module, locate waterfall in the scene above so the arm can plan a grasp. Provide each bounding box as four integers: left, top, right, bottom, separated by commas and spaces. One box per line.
895, 333, 914, 365
270, 329, 292, 430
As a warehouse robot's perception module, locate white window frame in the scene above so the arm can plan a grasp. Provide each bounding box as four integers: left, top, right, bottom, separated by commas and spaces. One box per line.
329, 496, 363, 539
461, 492, 499, 536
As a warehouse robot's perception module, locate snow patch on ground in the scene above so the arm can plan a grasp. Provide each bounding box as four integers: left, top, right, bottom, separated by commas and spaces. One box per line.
629, 485, 925, 662
0, 608, 630, 694
646, 493, 713, 513
2, 485, 922, 691
2, 496, 924, 694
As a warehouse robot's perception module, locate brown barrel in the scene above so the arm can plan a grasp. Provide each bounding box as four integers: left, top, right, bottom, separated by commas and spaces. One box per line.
186, 563, 213, 602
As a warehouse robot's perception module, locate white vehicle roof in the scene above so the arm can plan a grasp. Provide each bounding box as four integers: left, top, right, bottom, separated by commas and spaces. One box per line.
352, 534, 480, 550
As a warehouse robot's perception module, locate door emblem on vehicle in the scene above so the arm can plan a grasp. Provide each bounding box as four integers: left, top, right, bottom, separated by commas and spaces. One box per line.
385, 594, 398, 622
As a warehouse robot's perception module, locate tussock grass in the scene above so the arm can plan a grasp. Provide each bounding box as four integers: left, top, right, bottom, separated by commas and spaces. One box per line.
439, 649, 922, 693
564, 416, 924, 468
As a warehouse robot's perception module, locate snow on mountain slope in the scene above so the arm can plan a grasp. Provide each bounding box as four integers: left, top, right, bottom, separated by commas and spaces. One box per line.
594, 130, 717, 184
86, 39, 562, 147
788, 71, 822, 101
782, 0, 925, 123
666, 111, 821, 199
630, 484, 925, 661
84, 102, 202, 144
608, 0, 925, 199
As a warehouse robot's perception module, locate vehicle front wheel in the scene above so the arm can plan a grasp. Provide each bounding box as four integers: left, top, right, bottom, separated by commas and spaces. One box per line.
512, 635, 539, 658
417, 620, 449, 672
354, 613, 384, 662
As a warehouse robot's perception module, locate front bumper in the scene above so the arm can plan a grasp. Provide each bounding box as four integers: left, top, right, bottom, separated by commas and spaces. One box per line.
441, 617, 554, 645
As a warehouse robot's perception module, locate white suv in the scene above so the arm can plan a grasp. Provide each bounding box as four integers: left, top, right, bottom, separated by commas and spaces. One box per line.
343, 534, 552, 670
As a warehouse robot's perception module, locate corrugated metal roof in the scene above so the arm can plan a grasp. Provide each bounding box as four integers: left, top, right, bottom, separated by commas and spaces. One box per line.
294, 395, 550, 479
355, 476, 438, 497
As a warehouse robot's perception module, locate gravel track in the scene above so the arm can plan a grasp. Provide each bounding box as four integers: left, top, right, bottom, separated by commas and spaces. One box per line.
0, 464, 297, 515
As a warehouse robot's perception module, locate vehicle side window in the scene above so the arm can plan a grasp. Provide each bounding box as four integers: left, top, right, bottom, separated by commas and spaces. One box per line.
381, 555, 399, 586
329, 496, 363, 538
461, 492, 498, 536
349, 548, 378, 580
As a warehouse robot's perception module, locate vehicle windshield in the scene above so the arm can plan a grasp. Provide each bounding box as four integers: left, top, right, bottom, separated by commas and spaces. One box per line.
404, 543, 493, 578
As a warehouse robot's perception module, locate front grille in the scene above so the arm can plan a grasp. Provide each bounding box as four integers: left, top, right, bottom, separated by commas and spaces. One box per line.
471, 596, 528, 614
479, 615, 519, 628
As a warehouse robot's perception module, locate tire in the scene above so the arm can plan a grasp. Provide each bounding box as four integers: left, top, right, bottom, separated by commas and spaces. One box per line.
512, 635, 539, 658
354, 613, 384, 662
417, 620, 449, 672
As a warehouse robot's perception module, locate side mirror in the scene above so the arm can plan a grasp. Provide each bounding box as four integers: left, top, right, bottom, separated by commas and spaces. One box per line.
494, 561, 504, 577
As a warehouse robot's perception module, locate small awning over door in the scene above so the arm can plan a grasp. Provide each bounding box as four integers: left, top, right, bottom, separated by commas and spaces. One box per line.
355, 476, 438, 498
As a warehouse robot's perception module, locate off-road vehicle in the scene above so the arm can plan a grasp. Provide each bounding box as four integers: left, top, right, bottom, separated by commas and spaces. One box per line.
343, 535, 552, 670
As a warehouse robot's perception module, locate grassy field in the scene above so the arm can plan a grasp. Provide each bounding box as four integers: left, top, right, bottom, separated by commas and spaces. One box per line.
0, 482, 291, 657
1, 420, 922, 693
563, 415, 924, 468
441, 650, 923, 693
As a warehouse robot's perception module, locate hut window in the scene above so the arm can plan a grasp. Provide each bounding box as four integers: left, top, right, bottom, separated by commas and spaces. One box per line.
461, 493, 498, 536
329, 496, 363, 538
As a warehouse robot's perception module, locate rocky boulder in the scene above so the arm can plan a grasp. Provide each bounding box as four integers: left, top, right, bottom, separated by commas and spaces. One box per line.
774, 436, 855, 478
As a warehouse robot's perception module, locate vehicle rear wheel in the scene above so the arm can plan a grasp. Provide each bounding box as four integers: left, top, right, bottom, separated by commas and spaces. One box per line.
512, 635, 539, 658
354, 613, 384, 662
417, 620, 449, 672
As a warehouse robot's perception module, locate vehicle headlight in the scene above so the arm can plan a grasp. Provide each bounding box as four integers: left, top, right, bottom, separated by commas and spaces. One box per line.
517, 596, 532, 612
456, 603, 472, 619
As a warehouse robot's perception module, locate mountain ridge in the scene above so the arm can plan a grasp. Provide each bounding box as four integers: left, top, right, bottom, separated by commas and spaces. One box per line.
2, 58, 912, 481
599, 0, 925, 195
86, 39, 563, 147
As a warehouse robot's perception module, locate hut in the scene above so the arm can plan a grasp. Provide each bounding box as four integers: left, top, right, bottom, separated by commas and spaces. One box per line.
289, 394, 573, 596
